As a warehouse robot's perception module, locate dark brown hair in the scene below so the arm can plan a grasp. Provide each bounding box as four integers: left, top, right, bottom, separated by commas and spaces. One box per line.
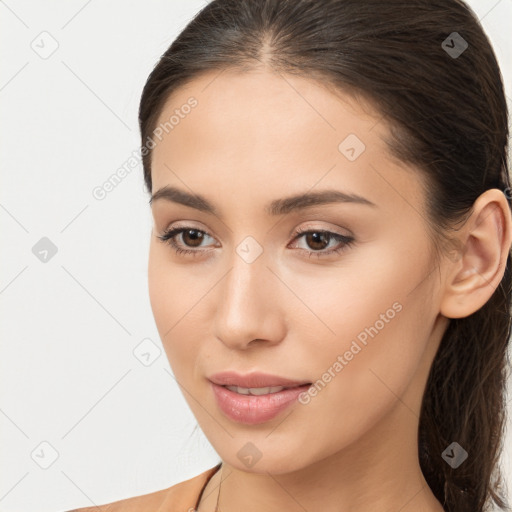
138, 1, 512, 510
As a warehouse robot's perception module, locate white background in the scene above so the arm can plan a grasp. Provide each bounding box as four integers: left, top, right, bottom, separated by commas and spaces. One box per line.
1, 1, 511, 511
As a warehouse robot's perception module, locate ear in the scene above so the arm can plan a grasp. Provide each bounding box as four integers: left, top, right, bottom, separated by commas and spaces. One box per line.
440, 188, 512, 319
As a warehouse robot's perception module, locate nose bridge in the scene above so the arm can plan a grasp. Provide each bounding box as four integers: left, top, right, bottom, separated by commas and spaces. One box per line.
214, 238, 284, 348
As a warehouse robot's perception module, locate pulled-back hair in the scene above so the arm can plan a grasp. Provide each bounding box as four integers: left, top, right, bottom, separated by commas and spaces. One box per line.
138, 1, 512, 510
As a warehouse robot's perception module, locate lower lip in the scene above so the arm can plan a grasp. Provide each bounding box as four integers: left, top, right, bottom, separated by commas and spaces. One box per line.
210, 382, 311, 425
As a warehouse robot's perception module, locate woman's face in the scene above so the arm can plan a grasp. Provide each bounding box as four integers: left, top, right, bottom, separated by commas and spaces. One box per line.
148, 69, 450, 474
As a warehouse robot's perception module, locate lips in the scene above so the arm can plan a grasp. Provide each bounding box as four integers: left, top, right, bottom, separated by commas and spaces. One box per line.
208, 371, 311, 389
208, 371, 312, 425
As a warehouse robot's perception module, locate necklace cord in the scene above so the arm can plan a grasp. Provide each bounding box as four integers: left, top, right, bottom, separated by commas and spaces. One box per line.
214, 463, 223, 512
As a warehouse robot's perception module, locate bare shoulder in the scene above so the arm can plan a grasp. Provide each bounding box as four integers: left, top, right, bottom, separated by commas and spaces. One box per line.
64, 464, 221, 512
64, 507, 110, 512
65, 508, 110, 512
63, 486, 170, 511
62, 482, 170, 512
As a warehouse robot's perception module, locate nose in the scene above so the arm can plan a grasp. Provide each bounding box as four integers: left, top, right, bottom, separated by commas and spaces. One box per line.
213, 250, 286, 351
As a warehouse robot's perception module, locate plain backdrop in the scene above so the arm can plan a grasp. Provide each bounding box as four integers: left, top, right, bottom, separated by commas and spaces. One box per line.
1, 1, 511, 511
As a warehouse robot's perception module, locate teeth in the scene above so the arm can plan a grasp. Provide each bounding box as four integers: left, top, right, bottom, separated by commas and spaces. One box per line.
225, 385, 286, 395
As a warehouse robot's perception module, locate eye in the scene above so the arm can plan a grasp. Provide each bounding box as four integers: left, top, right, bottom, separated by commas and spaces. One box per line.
156, 225, 355, 259
156, 226, 216, 257
290, 226, 355, 258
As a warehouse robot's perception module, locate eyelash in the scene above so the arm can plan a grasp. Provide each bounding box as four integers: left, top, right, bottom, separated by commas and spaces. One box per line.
156, 225, 355, 259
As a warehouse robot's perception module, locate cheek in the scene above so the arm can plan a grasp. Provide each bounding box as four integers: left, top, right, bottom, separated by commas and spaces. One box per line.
147, 241, 197, 330
147, 241, 210, 375
296, 248, 433, 404
298, 311, 427, 463
148, 243, 187, 359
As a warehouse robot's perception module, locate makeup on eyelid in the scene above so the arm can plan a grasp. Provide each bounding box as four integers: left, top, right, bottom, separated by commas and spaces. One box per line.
156, 224, 356, 259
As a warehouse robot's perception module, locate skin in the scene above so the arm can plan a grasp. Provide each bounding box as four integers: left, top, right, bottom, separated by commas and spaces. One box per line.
147, 68, 512, 512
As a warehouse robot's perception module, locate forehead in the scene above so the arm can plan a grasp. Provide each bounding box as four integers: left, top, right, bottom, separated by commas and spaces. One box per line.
153, 70, 381, 167
149, 68, 427, 221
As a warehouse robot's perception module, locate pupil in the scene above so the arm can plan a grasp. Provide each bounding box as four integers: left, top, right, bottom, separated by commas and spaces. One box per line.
184, 229, 203, 247
308, 232, 328, 250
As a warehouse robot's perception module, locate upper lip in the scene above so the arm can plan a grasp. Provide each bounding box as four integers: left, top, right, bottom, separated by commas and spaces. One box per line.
208, 371, 311, 388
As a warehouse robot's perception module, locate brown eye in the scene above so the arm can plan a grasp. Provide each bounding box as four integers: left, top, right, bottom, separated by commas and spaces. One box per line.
303, 232, 331, 251
156, 226, 216, 257
157, 225, 355, 259
180, 229, 206, 248
291, 228, 355, 258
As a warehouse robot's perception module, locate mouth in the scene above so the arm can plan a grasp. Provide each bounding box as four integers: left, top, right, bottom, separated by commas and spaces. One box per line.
222, 384, 310, 395
208, 370, 311, 389
208, 372, 312, 425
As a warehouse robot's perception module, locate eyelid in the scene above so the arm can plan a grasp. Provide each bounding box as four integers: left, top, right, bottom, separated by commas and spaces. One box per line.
291, 221, 353, 238
157, 221, 355, 258
162, 220, 352, 244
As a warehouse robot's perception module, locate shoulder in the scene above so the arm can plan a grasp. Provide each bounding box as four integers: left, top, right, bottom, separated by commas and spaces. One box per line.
66, 464, 221, 512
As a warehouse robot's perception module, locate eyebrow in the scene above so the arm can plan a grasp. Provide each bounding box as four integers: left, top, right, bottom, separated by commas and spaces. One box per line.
149, 185, 377, 216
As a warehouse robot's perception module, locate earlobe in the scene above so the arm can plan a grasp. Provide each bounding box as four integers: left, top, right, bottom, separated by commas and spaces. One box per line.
439, 189, 512, 319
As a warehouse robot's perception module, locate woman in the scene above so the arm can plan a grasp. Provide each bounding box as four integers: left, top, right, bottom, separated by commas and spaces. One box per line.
69, 0, 512, 511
